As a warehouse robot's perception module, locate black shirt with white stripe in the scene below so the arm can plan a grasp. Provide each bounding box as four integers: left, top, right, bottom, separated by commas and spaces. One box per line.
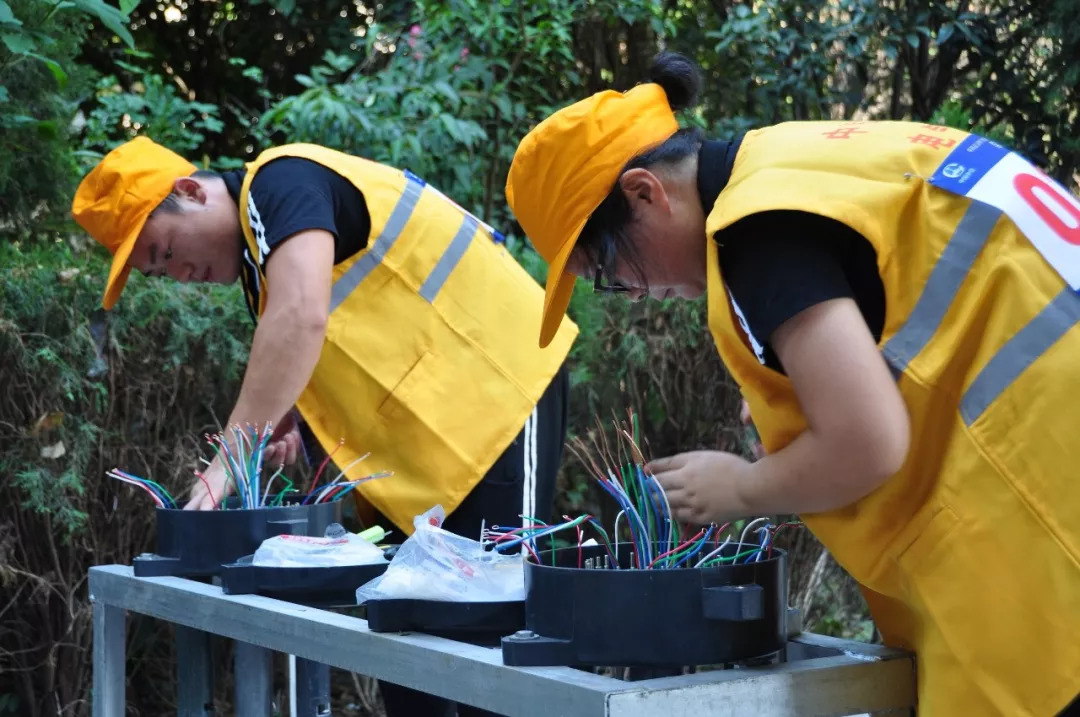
698, 138, 885, 372
221, 157, 372, 320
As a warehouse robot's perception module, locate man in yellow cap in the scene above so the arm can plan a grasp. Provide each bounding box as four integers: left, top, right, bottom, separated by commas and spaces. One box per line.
74, 134, 576, 716
507, 51, 1080, 717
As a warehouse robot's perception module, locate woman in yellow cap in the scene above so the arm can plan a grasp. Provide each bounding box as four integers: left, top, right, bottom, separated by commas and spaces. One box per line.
507, 52, 1080, 716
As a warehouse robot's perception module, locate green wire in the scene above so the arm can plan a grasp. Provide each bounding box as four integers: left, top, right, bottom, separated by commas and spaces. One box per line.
271, 483, 296, 506
584, 516, 617, 565
637, 465, 657, 551
657, 528, 710, 567
251, 425, 272, 504
699, 547, 762, 567
139, 477, 177, 508
234, 426, 252, 507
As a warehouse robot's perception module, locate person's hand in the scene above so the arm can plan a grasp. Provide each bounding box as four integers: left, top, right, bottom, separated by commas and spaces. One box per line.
646, 450, 752, 526
185, 456, 232, 511
264, 412, 301, 467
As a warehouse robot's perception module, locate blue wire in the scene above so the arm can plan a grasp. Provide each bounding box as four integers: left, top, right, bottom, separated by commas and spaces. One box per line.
113, 470, 176, 508
594, 477, 651, 565
640, 468, 670, 553
672, 525, 715, 569
744, 526, 770, 563
494, 518, 583, 553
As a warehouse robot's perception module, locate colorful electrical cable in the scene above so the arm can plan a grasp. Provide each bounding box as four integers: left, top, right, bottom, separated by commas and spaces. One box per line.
504, 409, 801, 571
108, 422, 393, 512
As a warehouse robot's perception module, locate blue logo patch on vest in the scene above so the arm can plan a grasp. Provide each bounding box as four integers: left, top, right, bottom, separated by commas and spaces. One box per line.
928, 133, 1080, 290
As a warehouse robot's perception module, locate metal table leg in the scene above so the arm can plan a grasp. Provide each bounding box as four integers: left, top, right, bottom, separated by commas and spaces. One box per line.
176, 625, 214, 716
92, 600, 125, 717
234, 640, 273, 716
295, 657, 332, 716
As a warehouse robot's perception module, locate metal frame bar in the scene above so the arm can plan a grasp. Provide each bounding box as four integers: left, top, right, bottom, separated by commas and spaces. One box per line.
234, 640, 272, 716
295, 657, 332, 717
90, 565, 914, 717
175, 625, 214, 716
91, 598, 125, 717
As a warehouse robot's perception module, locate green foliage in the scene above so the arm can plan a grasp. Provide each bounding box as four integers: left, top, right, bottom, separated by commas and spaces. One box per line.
3, 2, 1078, 712
79, 53, 226, 166
0, 239, 253, 714
0, 240, 250, 535
0, 0, 132, 226
258, 37, 491, 208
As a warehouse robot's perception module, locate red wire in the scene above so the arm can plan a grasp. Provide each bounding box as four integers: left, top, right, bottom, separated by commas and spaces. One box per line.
522, 542, 541, 563
108, 472, 164, 508
308, 439, 344, 496
194, 471, 218, 509
490, 526, 535, 543
714, 522, 730, 547
767, 522, 803, 559
648, 529, 706, 568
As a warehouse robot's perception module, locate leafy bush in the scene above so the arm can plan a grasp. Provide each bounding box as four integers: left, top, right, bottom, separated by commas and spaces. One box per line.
79, 54, 228, 167
0, 239, 252, 716
0, 0, 115, 228
258, 36, 490, 207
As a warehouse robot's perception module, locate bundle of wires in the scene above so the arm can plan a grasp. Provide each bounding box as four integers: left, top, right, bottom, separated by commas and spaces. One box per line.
486, 410, 802, 569
109, 422, 394, 510
106, 468, 179, 509
201, 424, 279, 509
204, 426, 394, 509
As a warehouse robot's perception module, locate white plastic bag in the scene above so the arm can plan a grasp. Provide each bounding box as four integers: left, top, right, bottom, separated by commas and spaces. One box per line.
253, 523, 387, 567
356, 505, 525, 603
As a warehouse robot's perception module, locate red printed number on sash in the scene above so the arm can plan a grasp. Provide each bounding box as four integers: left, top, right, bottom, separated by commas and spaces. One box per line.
962, 152, 1080, 288
1012, 172, 1080, 246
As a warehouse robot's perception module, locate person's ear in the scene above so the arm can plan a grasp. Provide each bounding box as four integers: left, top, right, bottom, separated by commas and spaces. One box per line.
172, 176, 208, 205
619, 168, 672, 216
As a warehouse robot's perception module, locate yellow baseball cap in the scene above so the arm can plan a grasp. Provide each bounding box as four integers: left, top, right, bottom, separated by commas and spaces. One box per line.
71, 137, 197, 309
506, 83, 678, 347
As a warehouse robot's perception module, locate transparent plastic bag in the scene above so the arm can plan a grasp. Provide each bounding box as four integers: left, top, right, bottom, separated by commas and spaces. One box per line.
253, 523, 387, 567
356, 505, 525, 603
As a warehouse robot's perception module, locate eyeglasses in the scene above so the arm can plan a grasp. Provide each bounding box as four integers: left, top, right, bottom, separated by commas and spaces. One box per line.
592, 238, 631, 294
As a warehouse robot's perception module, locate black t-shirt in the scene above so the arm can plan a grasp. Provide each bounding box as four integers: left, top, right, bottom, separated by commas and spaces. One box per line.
698, 139, 886, 372
221, 157, 372, 318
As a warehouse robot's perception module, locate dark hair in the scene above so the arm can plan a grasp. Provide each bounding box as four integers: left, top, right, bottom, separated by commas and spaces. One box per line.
151, 169, 221, 216
578, 52, 703, 288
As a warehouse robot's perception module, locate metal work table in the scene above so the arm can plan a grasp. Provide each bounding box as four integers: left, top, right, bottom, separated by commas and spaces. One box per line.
89, 565, 915, 716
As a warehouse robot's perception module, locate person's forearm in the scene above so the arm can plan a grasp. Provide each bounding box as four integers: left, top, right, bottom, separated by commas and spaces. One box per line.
736, 419, 908, 516
226, 306, 326, 434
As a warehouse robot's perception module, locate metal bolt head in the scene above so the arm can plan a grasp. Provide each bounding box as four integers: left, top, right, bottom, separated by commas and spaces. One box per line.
511, 630, 538, 640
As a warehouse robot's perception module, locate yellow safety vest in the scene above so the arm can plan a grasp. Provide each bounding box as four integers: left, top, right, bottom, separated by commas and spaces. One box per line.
238, 144, 577, 533
705, 121, 1080, 715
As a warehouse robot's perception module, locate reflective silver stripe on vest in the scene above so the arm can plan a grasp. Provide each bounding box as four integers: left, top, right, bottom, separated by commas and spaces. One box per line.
329, 177, 424, 313
882, 202, 1002, 377
960, 287, 1080, 425
419, 214, 479, 303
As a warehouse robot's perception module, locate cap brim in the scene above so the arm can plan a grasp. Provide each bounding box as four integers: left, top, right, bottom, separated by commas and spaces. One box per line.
538, 217, 587, 348
101, 213, 148, 310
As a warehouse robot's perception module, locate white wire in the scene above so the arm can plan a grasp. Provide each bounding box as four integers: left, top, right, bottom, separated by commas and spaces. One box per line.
108, 473, 164, 508
261, 465, 285, 507
642, 466, 675, 557
614, 510, 626, 566
738, 517, 770, 550
695, 535, 732, 567
328, 452, 371, 484
606, 470, 651, 565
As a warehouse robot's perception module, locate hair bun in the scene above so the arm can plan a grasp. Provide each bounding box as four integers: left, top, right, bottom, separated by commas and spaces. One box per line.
649, 52, 702, 111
